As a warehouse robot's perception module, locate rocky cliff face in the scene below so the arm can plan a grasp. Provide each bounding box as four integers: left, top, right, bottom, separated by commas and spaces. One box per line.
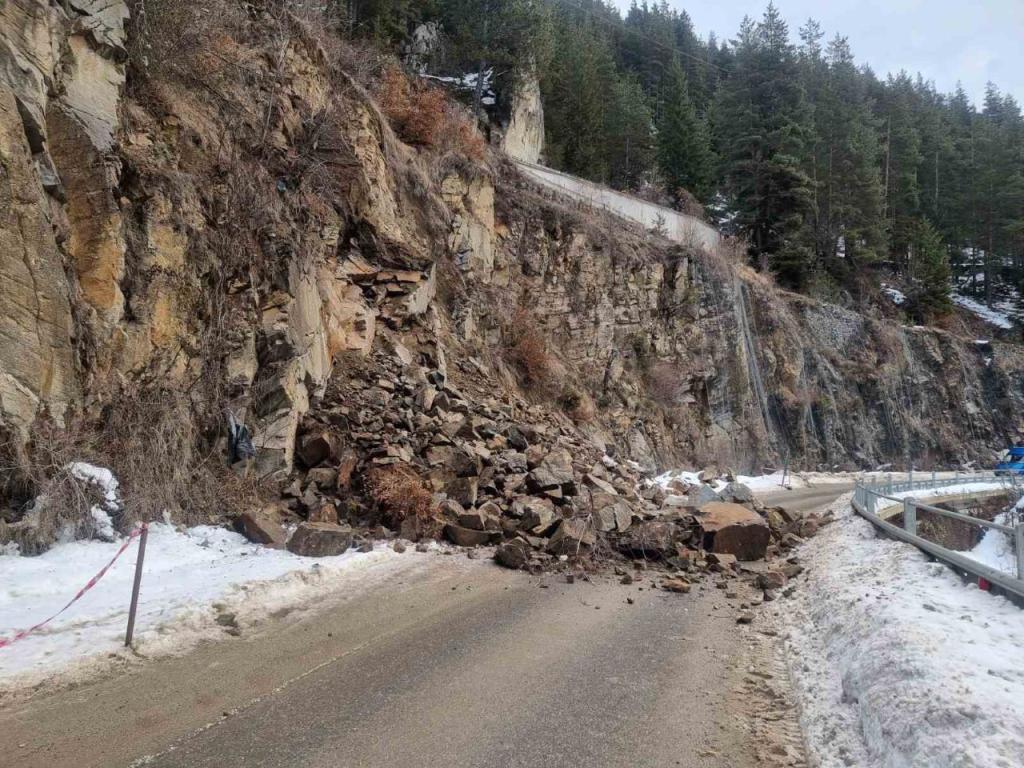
2, 1, 1023, 546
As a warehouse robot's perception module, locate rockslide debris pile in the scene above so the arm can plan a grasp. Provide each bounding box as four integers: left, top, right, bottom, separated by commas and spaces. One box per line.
233, 340, 832, 591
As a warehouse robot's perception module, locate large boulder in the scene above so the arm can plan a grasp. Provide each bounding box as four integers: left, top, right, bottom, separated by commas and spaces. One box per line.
286, 522, 354, 557
696, 502, 770, 561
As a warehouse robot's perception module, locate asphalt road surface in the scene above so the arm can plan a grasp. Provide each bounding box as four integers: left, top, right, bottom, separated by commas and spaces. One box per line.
1, 553, 799, 768
759, 482, 855, 515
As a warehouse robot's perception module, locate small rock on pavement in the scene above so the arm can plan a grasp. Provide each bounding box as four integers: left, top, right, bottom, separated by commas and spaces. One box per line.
286, 522, 354, 557
662, 578, 691, 593
736, 612, 755, 624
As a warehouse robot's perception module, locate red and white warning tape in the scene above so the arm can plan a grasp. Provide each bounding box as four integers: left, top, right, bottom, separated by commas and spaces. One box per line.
0, 524, 147, 650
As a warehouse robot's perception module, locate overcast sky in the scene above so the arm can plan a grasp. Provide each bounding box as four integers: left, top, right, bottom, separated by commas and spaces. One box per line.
609, 1, 1023, 107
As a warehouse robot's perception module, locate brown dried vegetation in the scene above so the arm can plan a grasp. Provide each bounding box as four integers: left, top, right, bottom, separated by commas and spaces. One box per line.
365, 465, 435, 527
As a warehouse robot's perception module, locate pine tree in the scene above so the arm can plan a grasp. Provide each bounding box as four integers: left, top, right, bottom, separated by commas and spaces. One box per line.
541, 20, 619, 180
815, 35, 885, 276
908, 218, 952, 320
607, 73, 655, 191
715, 5, 815, 286
656, 56, 712, 202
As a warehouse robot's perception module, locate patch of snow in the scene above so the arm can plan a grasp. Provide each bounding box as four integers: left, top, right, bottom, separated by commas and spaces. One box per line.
0, 523, 419, 689
68, 462, 119, 506
89, 508, 116, 542
776, 492, 1024, 767
880, 284, 906, 305
953, 293, 1014, 329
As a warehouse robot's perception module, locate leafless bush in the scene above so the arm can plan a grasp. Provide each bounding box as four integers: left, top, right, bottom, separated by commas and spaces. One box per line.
558, 384, 596, 423
504, 308, 556, 392
0, 420, 105, 555
378, 66, 486, 160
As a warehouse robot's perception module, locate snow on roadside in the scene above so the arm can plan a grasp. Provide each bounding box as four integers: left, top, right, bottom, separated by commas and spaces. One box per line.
775, 492, 1024, 767
0, 523, 426, 690
967, 514, 1018, 576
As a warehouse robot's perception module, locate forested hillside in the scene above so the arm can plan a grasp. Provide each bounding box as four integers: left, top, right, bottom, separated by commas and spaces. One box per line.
346, 0, 1024, 325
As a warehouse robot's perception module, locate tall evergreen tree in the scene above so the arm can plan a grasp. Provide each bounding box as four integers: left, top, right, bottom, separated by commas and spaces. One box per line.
656, 56, 712, 202
715, 5, 815, 286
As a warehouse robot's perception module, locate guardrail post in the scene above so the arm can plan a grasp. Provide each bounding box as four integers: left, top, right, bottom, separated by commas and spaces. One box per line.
904, 499, 917, 536
932, 470, 936, 485
1017, 524, 1024, 581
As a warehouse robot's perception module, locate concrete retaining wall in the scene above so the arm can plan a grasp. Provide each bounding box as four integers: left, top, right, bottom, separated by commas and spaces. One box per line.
514, 161, 721, 253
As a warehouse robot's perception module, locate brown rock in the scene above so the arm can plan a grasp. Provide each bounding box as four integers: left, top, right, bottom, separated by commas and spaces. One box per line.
444, 523, 494, 547
297, 432, 339, 468
546, 519, 596, 555
446, 477, 479, 508
236, 508, 288, 549
336, 450, 359, 493
306, 467, 338, 489
308, 501, 339, 524
617, 521, 684, 559
697, 502, 771, 561
286, 522, 354, 557
511, 496, 556, 533
757, 570, 787, 590
662, 578, 691, 593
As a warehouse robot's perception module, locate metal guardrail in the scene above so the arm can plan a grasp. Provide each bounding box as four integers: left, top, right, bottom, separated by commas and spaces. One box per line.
852, 472, 1024, 600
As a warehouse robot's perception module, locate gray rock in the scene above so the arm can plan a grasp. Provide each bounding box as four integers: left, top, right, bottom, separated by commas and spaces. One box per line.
446, 477, 478, 508
286, 522, 354, 557
722, 482, 754, 504
494, 538, 532, 569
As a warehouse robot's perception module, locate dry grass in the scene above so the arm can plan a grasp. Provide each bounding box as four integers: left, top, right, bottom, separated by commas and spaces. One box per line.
647, 361, 686, 407
365, 464, 435, 527
0, 391, 268, 554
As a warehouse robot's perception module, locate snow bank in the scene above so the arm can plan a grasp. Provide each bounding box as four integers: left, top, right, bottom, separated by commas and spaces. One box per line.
966, 515, 1018, 576
0, 524, 421, 689
776, 493, 1024, 767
